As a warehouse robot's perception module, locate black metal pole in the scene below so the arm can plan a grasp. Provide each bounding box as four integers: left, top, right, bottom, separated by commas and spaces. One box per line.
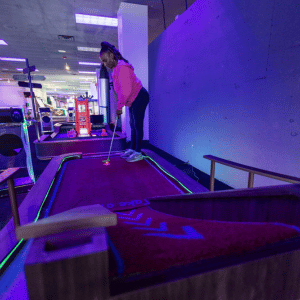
26, 59, 40, 142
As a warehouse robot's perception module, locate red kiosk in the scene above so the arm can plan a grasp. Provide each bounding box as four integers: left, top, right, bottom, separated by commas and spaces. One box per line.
75, 96, 91, 136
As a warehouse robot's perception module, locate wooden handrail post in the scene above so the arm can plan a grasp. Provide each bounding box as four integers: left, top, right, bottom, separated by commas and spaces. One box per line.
210, 161, 215, 191
7, 177, 21, 228
248, 172, 254, 188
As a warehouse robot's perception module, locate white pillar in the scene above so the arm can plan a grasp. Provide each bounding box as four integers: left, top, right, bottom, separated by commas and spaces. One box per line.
117, 2, 149, 143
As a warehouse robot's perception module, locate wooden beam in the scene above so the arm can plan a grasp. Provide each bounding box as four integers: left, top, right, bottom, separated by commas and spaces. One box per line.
248, 172, 254, 188
7, 178, 20, 228
210, 161, 215, 191
0, 168, 22, 228
16, 204, 117, 240
0, 168, 21, 186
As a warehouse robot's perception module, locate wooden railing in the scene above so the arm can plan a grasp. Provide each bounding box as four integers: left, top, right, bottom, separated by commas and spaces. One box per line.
0, 168, 22, 228
203, 155, 300, 191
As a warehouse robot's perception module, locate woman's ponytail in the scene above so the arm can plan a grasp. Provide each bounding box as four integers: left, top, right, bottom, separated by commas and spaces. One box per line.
100, 41, 129, 64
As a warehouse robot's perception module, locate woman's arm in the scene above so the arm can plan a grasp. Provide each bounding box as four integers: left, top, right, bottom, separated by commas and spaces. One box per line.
114, 66, 134, 110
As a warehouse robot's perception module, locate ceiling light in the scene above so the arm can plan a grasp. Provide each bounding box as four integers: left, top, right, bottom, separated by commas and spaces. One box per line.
0, 40, 8, 45
80, 81, 92, 84
75, 14, 118, 27
79, 62, 101, 66
77, 47, 101, 52
58, 50, 66, 53
52, 80, 66, 83
79, 77, 94, 80
78, 71, 96, 74
0, 57, 26, 62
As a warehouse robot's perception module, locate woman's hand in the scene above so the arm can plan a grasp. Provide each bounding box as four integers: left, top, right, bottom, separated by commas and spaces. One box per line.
116, 109, 123, 116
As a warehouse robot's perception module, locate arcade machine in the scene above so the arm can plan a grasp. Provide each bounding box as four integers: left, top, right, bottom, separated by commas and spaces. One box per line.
67, 107, 75, 122
0, 107, 35, 185
75, 94, 92, 137
38, 107, 54, 135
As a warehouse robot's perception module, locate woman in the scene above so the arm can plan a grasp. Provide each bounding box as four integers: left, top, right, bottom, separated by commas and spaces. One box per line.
99, 41, 149, 162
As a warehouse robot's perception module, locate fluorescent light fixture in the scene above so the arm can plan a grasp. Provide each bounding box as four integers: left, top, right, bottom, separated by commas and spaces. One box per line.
0, 40, 8, 45
80, 81, 92, 84
0, 57, 26, 62
75, 14, 118, 27
51, 80, 66, 83
78, 71, 96, 74
77, 47, 101, 52
79, 77, 94, 80
58, 50, 66, 53
79, 62, 101, 66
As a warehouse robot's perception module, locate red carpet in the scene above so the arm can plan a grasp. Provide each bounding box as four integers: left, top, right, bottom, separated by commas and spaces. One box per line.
48, 156, 300, 280
107, 207, 300, 278
49, 156, 184, 215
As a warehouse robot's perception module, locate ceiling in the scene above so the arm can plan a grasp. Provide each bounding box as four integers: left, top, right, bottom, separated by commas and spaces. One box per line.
0, 0, 196, 97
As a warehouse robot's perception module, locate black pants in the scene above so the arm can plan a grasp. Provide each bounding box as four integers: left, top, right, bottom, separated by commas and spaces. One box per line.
129, 87, 149, 152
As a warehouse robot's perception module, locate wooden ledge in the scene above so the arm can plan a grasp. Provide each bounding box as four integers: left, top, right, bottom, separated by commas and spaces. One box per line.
16, 204, 117, 240
0, 168, 22, 186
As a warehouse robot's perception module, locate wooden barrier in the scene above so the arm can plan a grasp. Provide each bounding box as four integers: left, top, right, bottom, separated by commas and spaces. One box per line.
204, 155, 300, 191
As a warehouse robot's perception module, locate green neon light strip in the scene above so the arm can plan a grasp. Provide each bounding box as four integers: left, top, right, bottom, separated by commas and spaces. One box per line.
0, 155, 78, 272
143, 156, 193, 194
33, 155, 76, 222
22, 119, 35, 183
0, 240, 23, 270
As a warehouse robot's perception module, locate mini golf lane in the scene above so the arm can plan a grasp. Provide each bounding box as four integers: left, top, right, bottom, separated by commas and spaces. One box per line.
46, 156, 300, 284
48, 156, 187, 216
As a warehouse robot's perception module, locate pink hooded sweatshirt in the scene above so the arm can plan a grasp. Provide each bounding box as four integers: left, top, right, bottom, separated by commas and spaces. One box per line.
112, 60, 143, 111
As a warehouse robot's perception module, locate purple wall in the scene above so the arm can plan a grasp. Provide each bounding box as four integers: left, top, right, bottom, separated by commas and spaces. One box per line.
149, 0, 300, 188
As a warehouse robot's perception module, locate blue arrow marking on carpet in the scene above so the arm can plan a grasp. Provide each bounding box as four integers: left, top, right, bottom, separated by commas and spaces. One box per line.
119, 213, 143, 221
124, 218, 152, 226
116, 210, 136, 216
144, 226, 204, 239
133, 222, 168, 232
